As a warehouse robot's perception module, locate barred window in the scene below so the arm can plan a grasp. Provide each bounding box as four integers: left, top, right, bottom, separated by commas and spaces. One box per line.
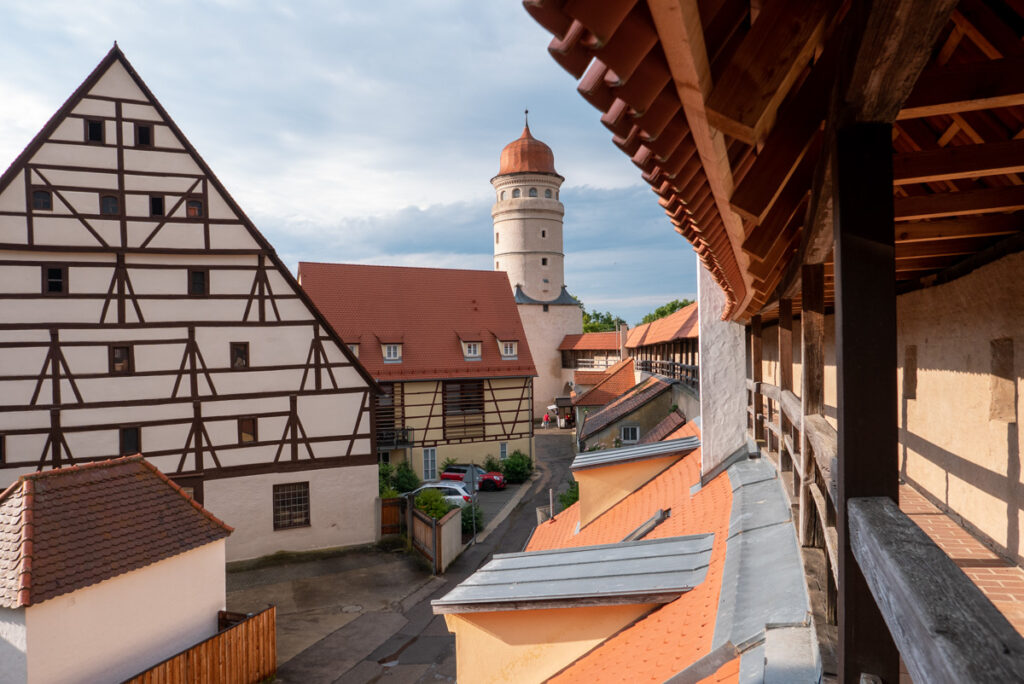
444, 380, 483, 415
273, 482, 310, 530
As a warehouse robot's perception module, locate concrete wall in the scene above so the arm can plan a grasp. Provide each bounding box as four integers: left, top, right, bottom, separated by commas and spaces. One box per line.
581, 390, 675, 451
0, 608, 26, 684
518, 303, 581, 416
205, 464, 378, 561
24, 541, 225, 684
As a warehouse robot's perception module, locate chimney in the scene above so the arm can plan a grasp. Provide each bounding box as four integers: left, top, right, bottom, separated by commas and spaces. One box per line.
618, 322, 629, 360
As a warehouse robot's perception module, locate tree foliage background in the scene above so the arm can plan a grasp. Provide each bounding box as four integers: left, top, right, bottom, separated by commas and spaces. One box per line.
640, 298, 694, 324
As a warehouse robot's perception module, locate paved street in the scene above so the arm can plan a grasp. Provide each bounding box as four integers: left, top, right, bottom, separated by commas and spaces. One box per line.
227, 429, 577, 683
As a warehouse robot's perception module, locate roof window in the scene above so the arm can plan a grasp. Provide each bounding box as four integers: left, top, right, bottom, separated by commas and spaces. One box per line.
383, 343, 402, 362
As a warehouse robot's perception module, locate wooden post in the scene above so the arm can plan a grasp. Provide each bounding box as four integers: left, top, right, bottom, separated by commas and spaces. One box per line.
799, 264, 825, 546
834, 122, 899, 683
779, 299, 793, 473
752, 315, 764, 443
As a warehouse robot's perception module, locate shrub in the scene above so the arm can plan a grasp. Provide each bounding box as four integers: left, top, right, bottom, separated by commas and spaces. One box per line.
378, 463, 394, 496
462, 502, 483, 534
440, 456, 458, 473
416, 488, 453, 520
558, 480, 579, 510
501, 450, 533, 484
483, 455, 502, 473
393, 461, 421, 493
380, 485, 400, 499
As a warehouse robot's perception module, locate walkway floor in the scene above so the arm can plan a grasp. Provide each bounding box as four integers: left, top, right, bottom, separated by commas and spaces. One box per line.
900, 484, 1024, 634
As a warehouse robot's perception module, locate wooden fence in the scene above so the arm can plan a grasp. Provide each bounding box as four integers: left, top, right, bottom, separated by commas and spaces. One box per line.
124, 607, 276, 684
408, 503, 464, 574
381, 496, 404, 535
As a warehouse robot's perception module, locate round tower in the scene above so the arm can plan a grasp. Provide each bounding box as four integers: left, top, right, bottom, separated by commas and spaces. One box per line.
491, 120, 566, 301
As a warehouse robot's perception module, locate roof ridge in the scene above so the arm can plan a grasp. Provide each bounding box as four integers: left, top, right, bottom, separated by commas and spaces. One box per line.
17, 454, 144, 482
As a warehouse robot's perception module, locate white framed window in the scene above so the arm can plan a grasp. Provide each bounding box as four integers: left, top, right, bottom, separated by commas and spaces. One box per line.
463, 341, 481, 359
383, 344, 402, 362
423, 447, 437, 480
501, 341, 517, 359
499, 442, 508, 460
348, 343, 359, 357
621, 426, 640, 443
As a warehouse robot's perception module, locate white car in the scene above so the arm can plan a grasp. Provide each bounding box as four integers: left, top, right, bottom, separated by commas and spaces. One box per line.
410, 481, 473, 508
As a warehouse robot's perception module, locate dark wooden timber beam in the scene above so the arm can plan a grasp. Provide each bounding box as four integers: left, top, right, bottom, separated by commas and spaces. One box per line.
894, 213, 1022, 242
798, 263, 825, 546
895, 185, 1024, 221
706, 0, 830, 145
893, 138, 1024, 184
898, 56, 1024, 120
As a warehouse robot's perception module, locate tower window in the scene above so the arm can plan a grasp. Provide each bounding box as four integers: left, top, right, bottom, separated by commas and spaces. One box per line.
135, 123, 153, 147
543, 304, 549, 312
545, 189, 552, 198
150, 195, 165, 216
512, 188, 521, 198
500, 191, 506, 200
85, 119, 104, 143
495, 233, 499, 244
541, 258, 548, 266
186, 199, 204, 218
541, 230, 546, 238
495, 261, 499, 269
100, 195, 120, 215
529, 187, 537, 197
32, 190, 53, 211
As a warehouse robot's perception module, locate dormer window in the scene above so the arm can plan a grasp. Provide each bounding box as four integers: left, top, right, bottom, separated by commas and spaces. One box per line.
463, 341, 481, 360
348, 343, 359, 358
383, 344, 402, 362
501, 341, 518, 360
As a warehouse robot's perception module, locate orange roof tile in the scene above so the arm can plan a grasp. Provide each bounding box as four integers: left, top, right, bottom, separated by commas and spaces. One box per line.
298, 263, 537, 381
626, 303, 699, 348
573, 358, 635, 407
498, 123, 560, 176
572, 369, 610, 386
558, 331, 620, 351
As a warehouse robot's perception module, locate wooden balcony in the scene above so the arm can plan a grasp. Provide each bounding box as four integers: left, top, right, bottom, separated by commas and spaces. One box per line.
635, 358, 699, 392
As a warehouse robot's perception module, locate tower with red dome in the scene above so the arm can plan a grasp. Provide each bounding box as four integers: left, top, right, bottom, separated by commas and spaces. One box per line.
491, 117, 582, 416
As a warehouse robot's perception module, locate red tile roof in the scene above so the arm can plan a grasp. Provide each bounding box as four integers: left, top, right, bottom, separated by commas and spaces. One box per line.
498, 123, 560, 176
526, 422, 737, 683
638, 409, 687, 444
626, 303, 699, 348
572, 369, 610, 386
558, 331, 621, 351
579, 375, 675, 439
0, 456, 231, 608
298, 263, 537, 381
573, 358, 635, 407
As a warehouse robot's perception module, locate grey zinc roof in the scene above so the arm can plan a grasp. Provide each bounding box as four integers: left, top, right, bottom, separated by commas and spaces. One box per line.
513, 284, 581, 306
432, 534, 713, 614
571, 436, 700, 471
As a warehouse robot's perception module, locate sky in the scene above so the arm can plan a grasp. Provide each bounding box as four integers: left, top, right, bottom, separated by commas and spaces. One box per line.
0, 0, 699, 324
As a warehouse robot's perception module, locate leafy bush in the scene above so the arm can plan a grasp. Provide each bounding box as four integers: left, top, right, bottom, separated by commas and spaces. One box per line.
483, 455, 502, 473
393, 461, 421, 493
558, 480, 579, 510
501, 450, 533, 484
462, 502, 483, 534
378, 463, 394, 496
441, 456, 458, 473
416, 488, 453, 520
380, 485, 400, 499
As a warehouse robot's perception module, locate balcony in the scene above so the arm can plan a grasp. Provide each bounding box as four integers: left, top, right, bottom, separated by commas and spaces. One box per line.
376, 427, 414, 450
635, 359, 698, 392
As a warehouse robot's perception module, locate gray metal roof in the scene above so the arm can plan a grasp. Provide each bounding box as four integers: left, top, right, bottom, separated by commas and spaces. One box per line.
571, 436, 700, 471
432, 534, 713, 613
513, 285, 581, 306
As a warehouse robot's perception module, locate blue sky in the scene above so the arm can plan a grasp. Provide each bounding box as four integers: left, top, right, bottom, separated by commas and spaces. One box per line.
0, 1, 698, 324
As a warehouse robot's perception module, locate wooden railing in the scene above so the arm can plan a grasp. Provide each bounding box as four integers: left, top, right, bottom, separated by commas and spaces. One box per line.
124, 607, 276, 684
635, 359, 699, 391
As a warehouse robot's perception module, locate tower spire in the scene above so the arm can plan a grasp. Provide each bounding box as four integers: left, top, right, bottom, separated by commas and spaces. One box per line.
524, 108, 529, 128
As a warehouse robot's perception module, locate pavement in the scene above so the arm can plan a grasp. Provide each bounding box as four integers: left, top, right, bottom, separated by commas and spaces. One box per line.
226, 429, 577, 683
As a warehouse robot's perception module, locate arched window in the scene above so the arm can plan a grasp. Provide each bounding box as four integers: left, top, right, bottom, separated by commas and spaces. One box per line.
100, 195, 119, 215
545, 189, 552, 198
555, 190, 559, 199
512, 188, 521, 198
529, 188, 538, 197
500, 191, 506, 200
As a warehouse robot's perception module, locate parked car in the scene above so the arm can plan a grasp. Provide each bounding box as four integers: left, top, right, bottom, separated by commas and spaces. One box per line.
441, 463, 506, 491
410, 481, 473, 508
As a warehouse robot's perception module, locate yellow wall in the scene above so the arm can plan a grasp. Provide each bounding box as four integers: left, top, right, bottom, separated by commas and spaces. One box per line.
443, 603, 655, 684
577, 454, 680, 527
583, 390, 675, 450
391, 437, 533, 481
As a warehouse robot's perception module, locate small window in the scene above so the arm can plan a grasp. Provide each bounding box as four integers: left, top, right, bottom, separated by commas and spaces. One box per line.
465, 342, 481, 358
621, 426, 639, 443
32, 190, 53, 211
541, 258, 548, 266
495, 233, 499, 244
495, 261, 499, 269
384, 344, 402, 362
186, 199, 203, 218
502, 341, 517, 359
529, 187, 537, 197
512, 188, 521, 198
100, 195, 119, 215
42, 265, 67, 295
500, 191, 506, 200
348, 343, 359, 357
543, 278, 549, 283
120, 426, 141, 455
180, 486, 195, 499
541, 230, 546, 238
273, 482, 311, 530
109, 345, 133, 374
150, 195, 165, 216
543, 304, 549, 312
188, 269, 208, 296
135, 123, 153, 147
230, 342, 249, 369
239, 417, 257, 444
499, 442, 507, 461
423, 447, 437, 480
545, 189, 552, 198
85, 119, 104, 143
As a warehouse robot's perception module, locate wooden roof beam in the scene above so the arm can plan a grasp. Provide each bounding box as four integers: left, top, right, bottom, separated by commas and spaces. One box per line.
893, 138, 1024, 184
895, 213, 1022, 243
704, 0, 831, 145
895, 186, 1024, 221
898, 56, 1024, 120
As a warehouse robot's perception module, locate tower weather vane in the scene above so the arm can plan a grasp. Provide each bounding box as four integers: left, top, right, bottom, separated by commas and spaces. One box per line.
525, 108, 529, 126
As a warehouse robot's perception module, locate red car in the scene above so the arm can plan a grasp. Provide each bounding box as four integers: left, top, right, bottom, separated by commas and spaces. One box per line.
441, 464, 506, 491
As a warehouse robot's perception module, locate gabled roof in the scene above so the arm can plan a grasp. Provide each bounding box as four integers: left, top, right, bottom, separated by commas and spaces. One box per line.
625, 303, 699, 349
0, 456, 231, 608
297, 263, 537, 381
572, 369, 610, 386
579, 375, 676, 439
573, 357, 635, 407
639, 409, 688, 444
558, 331, 621, 351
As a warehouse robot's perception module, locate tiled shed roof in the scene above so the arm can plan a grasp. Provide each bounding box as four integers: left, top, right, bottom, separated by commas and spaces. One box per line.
639, 409, 688, 444
626, 303, 699, 348
298, 263, 537, 381
579, 375, 676, 439
558, 331, 621, 351
0, 456, 231, 608
573, 358, 635, 407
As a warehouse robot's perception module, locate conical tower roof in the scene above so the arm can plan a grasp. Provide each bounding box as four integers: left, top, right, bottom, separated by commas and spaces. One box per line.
497, 122, 559, 176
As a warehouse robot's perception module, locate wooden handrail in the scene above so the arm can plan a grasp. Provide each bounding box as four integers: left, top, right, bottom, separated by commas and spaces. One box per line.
780, 389, 802, 427
803, 414, 837, 503
759, 381, 781, 401
849, 497, 1024, 682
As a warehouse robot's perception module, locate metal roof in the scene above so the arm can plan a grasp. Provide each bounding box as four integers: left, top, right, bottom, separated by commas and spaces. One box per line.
432, 534, 713, 613
572, 436, 701, 471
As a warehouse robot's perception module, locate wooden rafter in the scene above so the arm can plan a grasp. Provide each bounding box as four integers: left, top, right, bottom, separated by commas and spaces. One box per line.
899, 56, 1024, 120
893, 138, 1024, 184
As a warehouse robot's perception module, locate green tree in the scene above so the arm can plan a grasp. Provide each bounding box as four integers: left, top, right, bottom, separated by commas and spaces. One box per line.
640, 298, 694, 325
582, 308, 625, 332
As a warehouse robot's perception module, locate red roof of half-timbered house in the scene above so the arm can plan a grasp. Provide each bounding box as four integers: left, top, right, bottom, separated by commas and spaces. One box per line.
298, 263, 537, 381
625, 302, 699, 349
558, 331, 621, 351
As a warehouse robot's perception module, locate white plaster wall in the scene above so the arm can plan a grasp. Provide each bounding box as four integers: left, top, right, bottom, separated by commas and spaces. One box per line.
0, 607, 27, 684
697, 258, 747, 476
491, 173, 565, 301
204, 464, 378, 561
518, 303, 581, 417
24, 541, 225, 684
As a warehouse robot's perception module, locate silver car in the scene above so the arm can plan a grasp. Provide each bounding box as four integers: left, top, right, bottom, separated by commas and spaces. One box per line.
410, 481, 473, 508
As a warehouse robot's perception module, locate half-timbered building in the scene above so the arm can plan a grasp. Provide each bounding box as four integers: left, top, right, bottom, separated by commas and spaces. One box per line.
298, 263, 535, 481
0, 47, 379, 562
